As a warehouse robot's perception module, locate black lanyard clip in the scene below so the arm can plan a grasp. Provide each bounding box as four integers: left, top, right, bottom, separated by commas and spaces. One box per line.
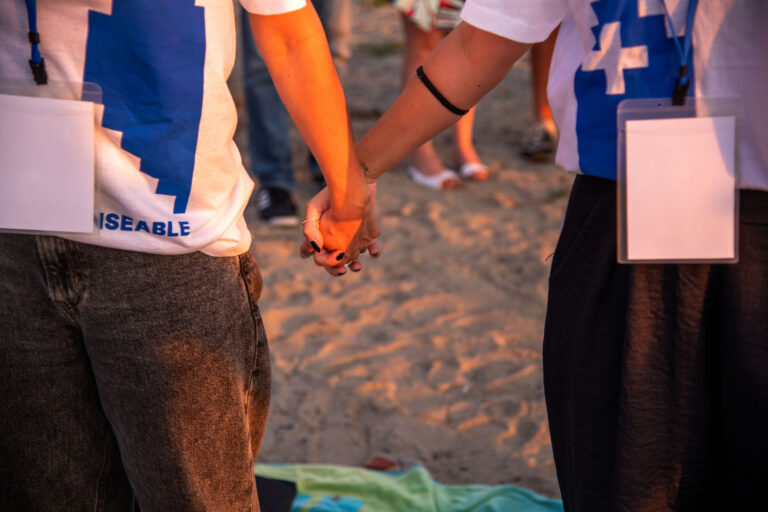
29, 57, 48, 85
672, 65, 690, 106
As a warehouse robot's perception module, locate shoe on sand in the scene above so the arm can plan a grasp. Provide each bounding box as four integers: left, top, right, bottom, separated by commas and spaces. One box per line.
520, 121, 557, 162
457, 161, 490, 181
407, 166, 462, 190
256, 187, 299, 227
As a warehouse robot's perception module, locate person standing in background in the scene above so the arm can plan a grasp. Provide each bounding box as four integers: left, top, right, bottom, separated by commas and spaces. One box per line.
520, 29, 560, 162
240, 0, 351, 226
394, 0, 489, 189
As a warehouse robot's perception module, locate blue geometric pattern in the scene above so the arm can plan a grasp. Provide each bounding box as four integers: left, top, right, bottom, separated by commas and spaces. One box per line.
574, 0, 694, 180
84, 0, 206, 214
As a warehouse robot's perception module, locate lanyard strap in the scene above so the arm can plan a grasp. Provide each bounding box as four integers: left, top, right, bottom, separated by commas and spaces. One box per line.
25, 0, 48, 85
661, 0, 698, 105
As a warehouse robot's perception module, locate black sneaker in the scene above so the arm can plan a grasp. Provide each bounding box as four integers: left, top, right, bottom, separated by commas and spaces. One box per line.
520, 121, 557, 162
256, 187, 299, 227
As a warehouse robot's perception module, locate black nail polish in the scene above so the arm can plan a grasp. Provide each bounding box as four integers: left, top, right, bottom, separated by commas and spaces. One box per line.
336, 252, 345, 261
350, 268, 361, 272
335, 272, 346, 277
372, 252, 380, 258
311, 241, 321, 252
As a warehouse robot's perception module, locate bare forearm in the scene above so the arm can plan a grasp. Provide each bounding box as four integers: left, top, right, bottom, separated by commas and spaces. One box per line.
358, 22, 530, 180
248, 7, 366, 212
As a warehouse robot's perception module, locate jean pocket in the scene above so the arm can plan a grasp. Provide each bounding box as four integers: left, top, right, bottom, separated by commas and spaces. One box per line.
238, 252, 263, 306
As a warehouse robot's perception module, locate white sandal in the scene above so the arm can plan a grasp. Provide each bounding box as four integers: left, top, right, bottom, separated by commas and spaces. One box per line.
407, 166, 462, 190
457, 162, 490, 181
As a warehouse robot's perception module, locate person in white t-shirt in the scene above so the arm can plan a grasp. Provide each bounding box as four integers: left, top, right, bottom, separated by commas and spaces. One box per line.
304, 0, 768, 509
0, 0, 377, 510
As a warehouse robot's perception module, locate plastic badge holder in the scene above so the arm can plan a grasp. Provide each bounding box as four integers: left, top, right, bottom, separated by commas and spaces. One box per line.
0, 81, 103, 236
616, 97, 740, 264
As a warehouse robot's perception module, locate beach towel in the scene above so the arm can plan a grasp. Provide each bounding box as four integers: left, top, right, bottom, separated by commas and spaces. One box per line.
254, 464, 563, 512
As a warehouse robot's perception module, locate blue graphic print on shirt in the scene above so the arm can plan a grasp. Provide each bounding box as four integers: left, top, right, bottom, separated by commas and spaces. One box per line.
574, 0, 694, 180
84, 0, 206, 214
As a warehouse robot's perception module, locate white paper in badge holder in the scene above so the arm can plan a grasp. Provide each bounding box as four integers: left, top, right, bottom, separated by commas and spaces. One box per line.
0, 93, 95, 234
625, 115, 736, 261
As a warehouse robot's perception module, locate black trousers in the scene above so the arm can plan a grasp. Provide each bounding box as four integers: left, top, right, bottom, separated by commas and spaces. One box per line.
544, 175, 768, 512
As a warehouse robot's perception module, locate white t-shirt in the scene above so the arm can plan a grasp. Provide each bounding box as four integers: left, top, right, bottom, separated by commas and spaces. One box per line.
462, 0, 768, 191
0, 0, 305, 256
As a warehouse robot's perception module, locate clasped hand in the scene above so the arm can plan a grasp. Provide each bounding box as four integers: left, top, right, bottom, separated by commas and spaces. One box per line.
299, 183, 381, 276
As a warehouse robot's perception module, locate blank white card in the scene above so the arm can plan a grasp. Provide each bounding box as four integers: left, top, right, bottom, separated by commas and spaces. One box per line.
0, 93, 95, 234
625, 115, 736, 261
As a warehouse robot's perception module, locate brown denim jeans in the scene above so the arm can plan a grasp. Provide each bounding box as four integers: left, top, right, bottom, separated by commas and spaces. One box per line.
0, 234, 270, 511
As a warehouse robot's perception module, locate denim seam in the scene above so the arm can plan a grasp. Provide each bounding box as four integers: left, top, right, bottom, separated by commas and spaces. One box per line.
70, 240, 86, 309
93, 426, 114, 512
237, 254, 262, 509
237, 254, 261, 417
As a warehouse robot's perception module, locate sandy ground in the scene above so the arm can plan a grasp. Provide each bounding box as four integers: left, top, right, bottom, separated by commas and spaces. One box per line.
231, 2, 573, 499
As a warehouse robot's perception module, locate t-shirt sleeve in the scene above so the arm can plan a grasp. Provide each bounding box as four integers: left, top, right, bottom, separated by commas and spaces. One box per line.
239, 0, 307, 15
461, 0, 569, 43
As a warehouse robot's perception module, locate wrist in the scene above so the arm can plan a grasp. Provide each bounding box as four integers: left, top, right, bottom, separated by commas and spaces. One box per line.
360, 161, 377, 184
328, 172, 371, 220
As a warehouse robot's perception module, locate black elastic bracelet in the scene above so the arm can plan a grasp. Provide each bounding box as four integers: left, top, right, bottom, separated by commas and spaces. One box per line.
416, 65, 469, 116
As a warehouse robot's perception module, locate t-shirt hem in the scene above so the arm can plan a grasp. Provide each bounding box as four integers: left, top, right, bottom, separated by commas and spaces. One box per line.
56, 227, 253, 257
